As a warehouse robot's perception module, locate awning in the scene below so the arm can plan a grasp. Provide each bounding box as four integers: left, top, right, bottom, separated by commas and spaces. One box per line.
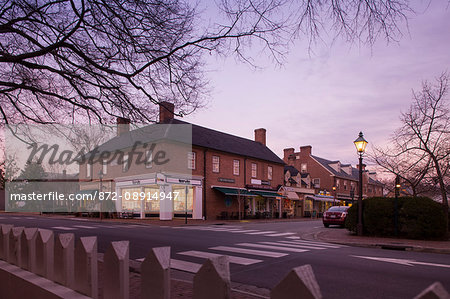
251, 190, 285, 198
212, 187, 255, 196
285, 191, 300, 200
305, 195, 336, 202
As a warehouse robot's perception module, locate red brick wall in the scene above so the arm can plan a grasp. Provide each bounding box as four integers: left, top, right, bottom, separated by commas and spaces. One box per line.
193, 148, 283, 219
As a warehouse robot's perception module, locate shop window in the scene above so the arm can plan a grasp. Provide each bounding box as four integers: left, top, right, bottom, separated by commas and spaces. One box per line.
233, 159, 240, 175
121, 187, 141, 211
268, 166, 273, 180
144, 187, 160, 212
172, 186, 193, 213
344, 180, 347, 190
212, 156, 220, 173
251, 163, 257, 178
145, 150, 152, 168
188, 152, 196, 170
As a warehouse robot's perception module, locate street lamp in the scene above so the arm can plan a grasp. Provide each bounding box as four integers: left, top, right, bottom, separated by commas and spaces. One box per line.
354, 132, 368, 236
332, 186, 337, 205
394, 175, 401, 236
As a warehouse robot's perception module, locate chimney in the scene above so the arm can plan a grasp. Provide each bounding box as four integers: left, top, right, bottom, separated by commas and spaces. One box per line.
283, 148, 295, 164
300, 145, 312, 156
254, 128, 266, 146
357, 163, 366, 171
159, 101, 175, 123
117, 117, 130, 136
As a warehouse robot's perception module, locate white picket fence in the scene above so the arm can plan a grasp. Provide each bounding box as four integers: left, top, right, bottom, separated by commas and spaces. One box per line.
0, 223, 448, 299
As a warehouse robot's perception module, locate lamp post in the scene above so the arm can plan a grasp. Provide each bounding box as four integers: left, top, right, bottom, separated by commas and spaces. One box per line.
98, 170, 103, 221
354, 132, 368, 236
394, 175, 401, 236
332, 186, 337, 206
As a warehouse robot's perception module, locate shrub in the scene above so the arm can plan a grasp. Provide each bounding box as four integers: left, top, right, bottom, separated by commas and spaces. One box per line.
399, 197, 447, 239
363, 197, 395, 236
345, 196, 447, 240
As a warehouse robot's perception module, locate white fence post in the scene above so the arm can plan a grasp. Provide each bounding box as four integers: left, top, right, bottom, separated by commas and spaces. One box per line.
0, 224, 13, 261
413, 282, 449, 299
8, 226, 24, 265
103, 241, 130, 299
141, 246, 171, 299
74, 236, 98, 299
54, 233, 75, 288
19, 227, 38, 272
193, 256, 231, 299
35, 228, 54, 280
270, 264, 322, 299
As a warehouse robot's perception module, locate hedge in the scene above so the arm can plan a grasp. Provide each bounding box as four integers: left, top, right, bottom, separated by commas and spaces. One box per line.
345, 196, 448, 240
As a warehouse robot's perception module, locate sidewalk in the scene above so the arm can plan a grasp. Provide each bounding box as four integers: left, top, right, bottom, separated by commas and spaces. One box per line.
0, 211, 316, 227
302, 227, 450, 254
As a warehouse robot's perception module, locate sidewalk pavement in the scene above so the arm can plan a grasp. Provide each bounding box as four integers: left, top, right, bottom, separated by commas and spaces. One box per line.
301, 227, 450, 254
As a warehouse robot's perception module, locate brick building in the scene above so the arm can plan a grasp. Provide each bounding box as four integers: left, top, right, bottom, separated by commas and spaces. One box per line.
283, 145, 384, 215
79, 102, 285, 220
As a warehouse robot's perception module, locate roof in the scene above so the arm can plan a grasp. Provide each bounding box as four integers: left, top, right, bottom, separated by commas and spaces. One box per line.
311, 155, 383, 185
284, 165, 299, 176
88, 119, 284, 165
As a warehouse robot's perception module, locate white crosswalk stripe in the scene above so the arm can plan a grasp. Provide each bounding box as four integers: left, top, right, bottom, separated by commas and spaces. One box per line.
245, 231, 276, 235
258, 241, 326, 250
229, 230, 260, 233
286, 236, 301, 239
178, 250, 262, 265
72, 225, 97, 229
280, 240, 344, 248
236, 243, 308, 253
265, 232, 296, 237
51, 226, 77, 231
209, 246, 288, 258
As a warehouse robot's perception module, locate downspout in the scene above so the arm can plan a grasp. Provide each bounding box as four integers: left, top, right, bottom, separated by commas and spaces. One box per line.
203, 148, 207, 219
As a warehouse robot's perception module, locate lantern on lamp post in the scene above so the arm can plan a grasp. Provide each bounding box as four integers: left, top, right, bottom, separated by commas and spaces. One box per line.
354, 132, 368, 236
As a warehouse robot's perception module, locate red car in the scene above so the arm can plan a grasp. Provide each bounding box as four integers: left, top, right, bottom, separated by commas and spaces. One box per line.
323, 206, 349, 227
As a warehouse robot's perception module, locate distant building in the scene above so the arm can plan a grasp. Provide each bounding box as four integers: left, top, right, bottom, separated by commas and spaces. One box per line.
283, 145, 384, 215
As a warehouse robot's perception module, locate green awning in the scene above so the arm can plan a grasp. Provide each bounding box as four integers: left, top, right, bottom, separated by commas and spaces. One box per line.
213, 187, 255, 196
251, 190, 285, 198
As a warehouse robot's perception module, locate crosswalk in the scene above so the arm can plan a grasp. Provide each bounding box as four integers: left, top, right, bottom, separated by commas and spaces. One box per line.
50, 224, 145, 231
172, 225, 298, 238
136, 239, 345, 273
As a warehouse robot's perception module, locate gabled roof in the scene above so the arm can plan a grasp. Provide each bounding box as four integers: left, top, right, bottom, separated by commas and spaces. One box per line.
311, 155, 383, 185
89, 119, 284, 165
284, 165, 299, 176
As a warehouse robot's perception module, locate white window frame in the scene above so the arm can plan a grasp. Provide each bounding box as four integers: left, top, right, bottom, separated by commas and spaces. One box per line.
145, 150, 153, 168
233, 159, 240, 176
86, 163, 91, 178
102, 159, 107, 175
122, 154, 129, 172
313, 178, 320, 188
268, 166, 273, 180
212, 156, 220, 173
188, 152, 196, 170
301, 163, 307, 173
251, 163, 257, 178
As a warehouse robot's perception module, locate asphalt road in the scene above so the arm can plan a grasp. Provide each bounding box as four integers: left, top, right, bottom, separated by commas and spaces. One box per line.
1, 214, 449, 299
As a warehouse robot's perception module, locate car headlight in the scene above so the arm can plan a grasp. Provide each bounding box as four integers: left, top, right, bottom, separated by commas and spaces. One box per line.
341, 212, 347, 218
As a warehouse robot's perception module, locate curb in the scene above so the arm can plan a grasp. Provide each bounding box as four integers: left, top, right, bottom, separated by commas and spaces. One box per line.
302, 230, 450, 255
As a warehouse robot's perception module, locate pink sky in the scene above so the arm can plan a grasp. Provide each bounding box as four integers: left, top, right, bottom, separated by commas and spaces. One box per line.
184, 0, 450, 168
